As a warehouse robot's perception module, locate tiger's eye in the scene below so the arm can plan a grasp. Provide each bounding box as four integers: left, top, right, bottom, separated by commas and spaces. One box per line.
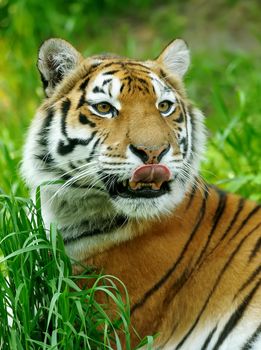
96, 102, 112, 114
158, 100, 172, 113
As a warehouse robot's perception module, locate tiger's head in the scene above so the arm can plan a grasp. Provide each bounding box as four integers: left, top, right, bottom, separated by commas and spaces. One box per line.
22, 38, 206, 226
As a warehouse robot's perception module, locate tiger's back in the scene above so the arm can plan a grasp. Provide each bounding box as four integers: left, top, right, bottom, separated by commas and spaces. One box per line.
22, 38, 261, 349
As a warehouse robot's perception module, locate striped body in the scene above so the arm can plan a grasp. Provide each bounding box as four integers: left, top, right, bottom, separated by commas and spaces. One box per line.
22, 38, 261, 349
77, 185, 261, 349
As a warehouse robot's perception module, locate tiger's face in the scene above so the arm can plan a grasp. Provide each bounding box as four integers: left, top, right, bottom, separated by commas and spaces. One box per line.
22, 39, 205, 221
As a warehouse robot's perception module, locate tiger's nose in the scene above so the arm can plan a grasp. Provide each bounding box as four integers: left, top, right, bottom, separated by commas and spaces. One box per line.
129, 144, 170, 164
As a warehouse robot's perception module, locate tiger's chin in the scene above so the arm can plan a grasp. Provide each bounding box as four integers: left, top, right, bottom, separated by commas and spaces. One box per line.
111, 180, 188, 220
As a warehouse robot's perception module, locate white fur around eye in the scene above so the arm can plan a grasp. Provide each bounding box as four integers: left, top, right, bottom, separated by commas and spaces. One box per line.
88, 103, 117, 119
157, 101, 176, 117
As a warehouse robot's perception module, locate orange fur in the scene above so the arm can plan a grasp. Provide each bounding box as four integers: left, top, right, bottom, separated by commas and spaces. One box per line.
76, 186, 261, 347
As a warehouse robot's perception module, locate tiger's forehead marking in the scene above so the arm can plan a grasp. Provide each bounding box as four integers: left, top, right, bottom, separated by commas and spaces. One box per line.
149, 72, 176, 104
85, 65, 176, 110
87, 72, 122, 110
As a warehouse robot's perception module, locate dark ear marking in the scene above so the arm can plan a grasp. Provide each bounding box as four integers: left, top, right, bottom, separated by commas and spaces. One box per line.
39, 72, 48, 96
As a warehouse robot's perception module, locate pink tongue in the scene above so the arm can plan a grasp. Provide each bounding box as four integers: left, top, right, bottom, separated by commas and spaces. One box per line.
129, 164, 171, 190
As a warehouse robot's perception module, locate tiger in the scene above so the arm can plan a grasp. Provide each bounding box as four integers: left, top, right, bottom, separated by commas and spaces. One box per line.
21, 38, 261, 349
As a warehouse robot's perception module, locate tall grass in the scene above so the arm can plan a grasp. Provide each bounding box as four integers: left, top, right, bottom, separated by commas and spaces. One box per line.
0, 191, 152, 349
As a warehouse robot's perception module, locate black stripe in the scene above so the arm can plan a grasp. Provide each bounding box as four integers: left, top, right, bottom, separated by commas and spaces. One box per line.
131, 185, 209, 315
229, 205, 261, 242
174, 113, 184, 123
186, 182, 198, 210
179, 137, 188, 154
241, 323, 261, 350
195, 189, 227, 267
189, 107, 196, 156
77, 93, 86, 109
123, 76, 133, 84
157, 70, 173, 90
57, 141, 75, 156
61, 99, 71, 127
120, 83, 125, 93
123, 61, 150, 70
212, 279, 261, 350
219, 197, 245, 242
37, 108, 54, 146
103, 153, 124, 158
79, 77, 90, 91
78, 64, 101, 91
63, 215, 128, 244
100, 62, 121, 69
57, 98, 99, 155
235, 265, 261, 299
102, 78, 112, 86
85, 138, 100, 163
108, 83, 113, 97
79, 113, 96, 127
93, 86, 105, 94
160, 69, 167, 79
57, 131, 97, 156
136, 77, 149, 86
135, 82, 149, 93
162, 265, 191, 314
34, 153, 54, 166
249, 236, 261, 262
98, 60, 151, 73
69, 161, 77, 170
60, 98, 71, 137
103, 70, 119, 75
132, 68, 151, 74
90, 62, 101, 70
160, 187, 233, 323
200, 325, 217, 350
179, 100, 187, 120
174, 222, 260, 350
197, 197, 245, 269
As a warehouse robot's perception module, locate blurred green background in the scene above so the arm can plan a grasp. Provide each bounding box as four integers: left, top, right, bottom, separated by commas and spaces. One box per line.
1, 0, 261, 201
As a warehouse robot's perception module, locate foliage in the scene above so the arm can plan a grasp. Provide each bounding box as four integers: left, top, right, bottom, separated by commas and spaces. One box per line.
190, 52, 261, 201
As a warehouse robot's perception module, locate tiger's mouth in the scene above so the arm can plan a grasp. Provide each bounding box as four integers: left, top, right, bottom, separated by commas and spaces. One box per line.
105, 164, 172, 199
112, 179, 171, 198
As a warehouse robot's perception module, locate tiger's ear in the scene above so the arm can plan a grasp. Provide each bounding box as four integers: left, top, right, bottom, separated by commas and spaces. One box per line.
156, 39, 190, 78
38, 38, 83, 97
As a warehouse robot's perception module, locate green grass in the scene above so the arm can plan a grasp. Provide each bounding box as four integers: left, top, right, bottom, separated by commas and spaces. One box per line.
0, 0, 260, 348
0, 191, 153, 349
